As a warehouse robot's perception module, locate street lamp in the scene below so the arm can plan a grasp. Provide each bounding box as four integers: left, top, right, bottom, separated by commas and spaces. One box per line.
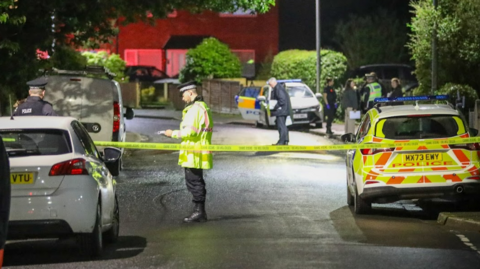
315, 0, 321, 94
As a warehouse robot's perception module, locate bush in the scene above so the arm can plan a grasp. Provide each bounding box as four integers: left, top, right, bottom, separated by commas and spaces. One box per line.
81, 51, 127, 81
140, 86, 155, 102
270, 49, 348, 92
179, 37, 241, 84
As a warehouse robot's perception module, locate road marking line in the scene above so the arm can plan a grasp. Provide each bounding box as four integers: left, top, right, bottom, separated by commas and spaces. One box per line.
456, 233, 480, 255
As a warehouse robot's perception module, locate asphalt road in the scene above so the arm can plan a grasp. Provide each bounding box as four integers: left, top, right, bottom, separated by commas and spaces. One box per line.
4, 118, 480, 268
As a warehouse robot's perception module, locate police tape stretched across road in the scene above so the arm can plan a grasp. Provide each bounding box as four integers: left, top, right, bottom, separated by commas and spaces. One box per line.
94, 136, 480, 152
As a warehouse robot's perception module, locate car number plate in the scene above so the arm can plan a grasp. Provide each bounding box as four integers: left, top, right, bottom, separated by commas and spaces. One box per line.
10, 173, 34, 184
293, 113, 308, 119
403, 153, 442, 162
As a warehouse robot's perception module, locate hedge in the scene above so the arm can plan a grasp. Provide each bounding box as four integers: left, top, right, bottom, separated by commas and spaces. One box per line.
270, 49, 348, 92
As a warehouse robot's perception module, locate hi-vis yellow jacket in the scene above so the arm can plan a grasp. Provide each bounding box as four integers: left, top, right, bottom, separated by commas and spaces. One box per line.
172, 99, 213, 169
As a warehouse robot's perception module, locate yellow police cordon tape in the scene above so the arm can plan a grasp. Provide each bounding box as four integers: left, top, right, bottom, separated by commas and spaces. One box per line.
94, 136, 480, 152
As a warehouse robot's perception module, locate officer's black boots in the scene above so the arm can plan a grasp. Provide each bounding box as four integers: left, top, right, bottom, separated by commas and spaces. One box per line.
184, 202, 207, 223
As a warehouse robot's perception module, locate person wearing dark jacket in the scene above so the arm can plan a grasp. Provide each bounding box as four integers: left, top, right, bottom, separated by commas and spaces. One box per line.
323, 77, 337, 135
388, 78, 404, 105
342, 79, 359, 134
0, 139, 10, 268
268, 77, 291, 145
13, 77, 57, 116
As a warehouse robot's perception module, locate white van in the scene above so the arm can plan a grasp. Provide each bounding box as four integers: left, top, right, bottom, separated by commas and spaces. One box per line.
44, 67, 134, 176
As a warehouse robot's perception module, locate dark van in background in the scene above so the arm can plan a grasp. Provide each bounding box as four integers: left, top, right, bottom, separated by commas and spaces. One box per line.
350, 64, 418, 94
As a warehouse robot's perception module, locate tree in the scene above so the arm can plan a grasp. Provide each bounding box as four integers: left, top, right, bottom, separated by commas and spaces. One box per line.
0, 0, 275, 113
179, 38, 241, 84
334, 8, 410, 70
408, 0, 480, 95
0, 0, 25, 53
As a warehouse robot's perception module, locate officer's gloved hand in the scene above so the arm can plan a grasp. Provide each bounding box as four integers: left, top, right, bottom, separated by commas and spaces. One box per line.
326, 104, 330, 109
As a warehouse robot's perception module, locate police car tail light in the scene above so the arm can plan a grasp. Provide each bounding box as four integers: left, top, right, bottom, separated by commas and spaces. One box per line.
361, 148, 394, 155
49, 158, 89, 176
113, 101, 120, 133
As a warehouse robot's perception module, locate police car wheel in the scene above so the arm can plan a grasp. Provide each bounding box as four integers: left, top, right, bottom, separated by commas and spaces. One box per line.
255, 121, 263, 128
354, 187, 371, 214
315, 122, 323, 128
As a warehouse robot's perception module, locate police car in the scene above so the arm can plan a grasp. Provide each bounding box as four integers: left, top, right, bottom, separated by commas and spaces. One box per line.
342, 95, 480, 214
236, 79, 324, 128
0, 116, 120, 257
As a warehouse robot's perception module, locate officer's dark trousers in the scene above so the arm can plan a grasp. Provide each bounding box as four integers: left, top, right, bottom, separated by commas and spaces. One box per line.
325, 107, 336, 130
185, 168, 206, 203
276, 116, 289, 144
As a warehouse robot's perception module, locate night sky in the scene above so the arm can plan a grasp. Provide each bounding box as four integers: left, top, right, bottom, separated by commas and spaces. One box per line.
279, 0, 412, 51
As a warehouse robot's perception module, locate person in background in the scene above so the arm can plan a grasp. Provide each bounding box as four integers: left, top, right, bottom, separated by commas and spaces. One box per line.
360, 72, 386, 112
342, 79, 359, 134
268, 77, 291, 145
323, 77, 337, 135
388, 77, 404, 105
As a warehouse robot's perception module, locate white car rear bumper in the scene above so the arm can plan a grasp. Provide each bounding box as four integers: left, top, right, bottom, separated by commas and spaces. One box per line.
9, 176, 99, 238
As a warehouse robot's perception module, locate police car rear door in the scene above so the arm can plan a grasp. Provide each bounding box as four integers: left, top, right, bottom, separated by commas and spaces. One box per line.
236, 87, 261, 121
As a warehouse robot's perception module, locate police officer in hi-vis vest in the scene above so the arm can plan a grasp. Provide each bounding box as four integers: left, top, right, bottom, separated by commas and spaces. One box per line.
360, 72, 386, 112
162, 81, 213, 223
13, 76, 57, 116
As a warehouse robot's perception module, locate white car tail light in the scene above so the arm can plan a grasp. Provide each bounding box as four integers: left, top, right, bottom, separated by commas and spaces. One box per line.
49, 158, 89, 176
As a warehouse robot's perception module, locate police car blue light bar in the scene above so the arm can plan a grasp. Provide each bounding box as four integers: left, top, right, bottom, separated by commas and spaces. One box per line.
277, 79, 302, 83
374, 95, 450, 103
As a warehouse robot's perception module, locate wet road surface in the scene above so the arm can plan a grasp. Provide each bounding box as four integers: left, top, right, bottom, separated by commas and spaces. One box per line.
4, 118, 480, 268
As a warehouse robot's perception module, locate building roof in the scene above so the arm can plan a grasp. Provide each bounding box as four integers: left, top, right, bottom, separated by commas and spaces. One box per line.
163, 35, 212, 49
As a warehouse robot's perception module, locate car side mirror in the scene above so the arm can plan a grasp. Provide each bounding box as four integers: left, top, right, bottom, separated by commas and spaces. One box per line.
470, 128, 479, 137
315, 93, 322, 99
341, 133, 356, 143
257, 96, 266, 102
124, 107, 135, 120
103, 147, 121, 164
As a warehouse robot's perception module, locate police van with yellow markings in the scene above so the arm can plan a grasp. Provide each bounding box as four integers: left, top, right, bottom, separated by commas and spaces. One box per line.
342, 95, 480, 214
235, 80, 324, 128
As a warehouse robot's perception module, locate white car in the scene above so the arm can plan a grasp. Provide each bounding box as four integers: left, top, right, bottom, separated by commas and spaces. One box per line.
236, 79, 324, 128
0, 116, 121, 257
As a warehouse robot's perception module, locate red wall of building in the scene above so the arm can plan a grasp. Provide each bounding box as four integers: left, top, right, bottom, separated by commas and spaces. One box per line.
116, 6, 279, 65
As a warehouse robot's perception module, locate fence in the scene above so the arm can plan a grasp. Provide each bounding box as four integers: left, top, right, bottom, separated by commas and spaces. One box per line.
120, 83, 140, 108
168, 79, 241, 114
202, 80, 240, 114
